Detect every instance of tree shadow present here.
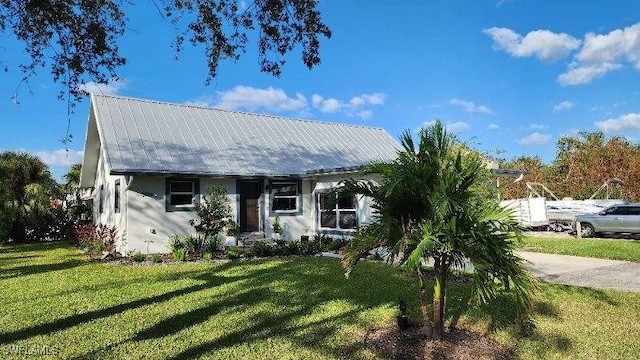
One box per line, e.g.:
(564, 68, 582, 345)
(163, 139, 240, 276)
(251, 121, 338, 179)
(0, 261, 247, 345)
(0, 259, 86, 280)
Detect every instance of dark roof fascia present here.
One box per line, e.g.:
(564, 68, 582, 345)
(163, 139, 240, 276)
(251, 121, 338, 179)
(110, 166, 365, 179)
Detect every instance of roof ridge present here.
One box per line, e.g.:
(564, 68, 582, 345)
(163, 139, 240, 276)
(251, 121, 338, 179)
(92, 93, 387, 131)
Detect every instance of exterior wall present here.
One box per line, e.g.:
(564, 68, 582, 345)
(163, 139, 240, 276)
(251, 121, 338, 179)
(124, 177, 236, 253)
(119, 173, 378, 253)
(93, 150, 125, 251)
(263, 173, 378, 241)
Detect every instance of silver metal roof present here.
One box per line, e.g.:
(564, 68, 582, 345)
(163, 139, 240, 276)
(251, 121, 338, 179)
(89, 94, 399, 178)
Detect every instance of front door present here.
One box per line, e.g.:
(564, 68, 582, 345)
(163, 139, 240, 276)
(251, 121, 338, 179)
(238, 181, 261, 233)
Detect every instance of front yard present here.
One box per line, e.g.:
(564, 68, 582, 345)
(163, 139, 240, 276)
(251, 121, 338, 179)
(1, 242, 639, 359)
(522, 235, 640, 262)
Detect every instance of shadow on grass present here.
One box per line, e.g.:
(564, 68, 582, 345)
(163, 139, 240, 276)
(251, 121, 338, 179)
(0, 259, 87, 280)
(0, 261, 246, 345)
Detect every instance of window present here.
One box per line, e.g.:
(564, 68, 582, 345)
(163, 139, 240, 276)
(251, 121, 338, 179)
(99, 185, 104, 213)
(166, 178, 199, 211)
(271, 182, 300, 213)
(114, 180, 121, 213)
(317, 192, 357, 230)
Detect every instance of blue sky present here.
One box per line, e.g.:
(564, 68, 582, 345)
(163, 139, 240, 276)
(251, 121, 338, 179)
(3, 0, 640, 180)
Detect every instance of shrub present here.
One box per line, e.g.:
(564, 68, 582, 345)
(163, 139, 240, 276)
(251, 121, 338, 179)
(73, 223, 118, 256)
(250, 241, 273, 257)
(205, 235, 222, 254)
(149, 253, 162, 263)
(202, 252, 213, 261)
(299, 239, 321, 255)
(226, 248, 241, 260)
(132, 252, 146, 262)
(172, 248, 187, 262)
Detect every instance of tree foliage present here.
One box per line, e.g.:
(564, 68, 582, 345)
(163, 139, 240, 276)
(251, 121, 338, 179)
(498, 131, 640, 201)
(341, 121, 536, 340)
(0, 151, 60, 242)
(189, 184, 233, 240)
(1, 0, 331, 104)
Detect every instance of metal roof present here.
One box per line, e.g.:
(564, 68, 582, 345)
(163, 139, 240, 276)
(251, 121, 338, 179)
(89, 94, 400, 178)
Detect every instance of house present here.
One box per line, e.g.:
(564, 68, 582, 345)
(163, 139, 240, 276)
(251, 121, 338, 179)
(79, 94, 399, 253)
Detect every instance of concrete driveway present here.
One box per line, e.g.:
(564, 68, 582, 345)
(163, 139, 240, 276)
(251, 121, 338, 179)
(517, 251, 640, 293)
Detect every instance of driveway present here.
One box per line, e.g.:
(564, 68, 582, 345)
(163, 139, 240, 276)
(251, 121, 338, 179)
(517, 251, 640, 293)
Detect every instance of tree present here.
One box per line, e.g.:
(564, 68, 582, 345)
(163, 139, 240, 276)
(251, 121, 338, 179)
(190, 184, 233, 240)
(1, 0, 331, 104)
(0, 151, 59, 242)
(340, 121, 536, 340)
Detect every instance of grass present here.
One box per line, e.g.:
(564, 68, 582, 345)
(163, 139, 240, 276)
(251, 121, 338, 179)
(521, 236, 640, 262)
(1, 242, 639, 359)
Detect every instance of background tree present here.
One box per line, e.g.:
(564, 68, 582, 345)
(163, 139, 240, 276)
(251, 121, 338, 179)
(341, 121, 536, 340)
(0, 0, 331, 105)
(498, 156, 548, 199)
(0, 151, 59, 242)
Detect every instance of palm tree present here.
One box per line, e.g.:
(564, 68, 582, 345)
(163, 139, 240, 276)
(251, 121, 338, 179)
(340, 120, 536, 340)
(0, 152, 58, 242)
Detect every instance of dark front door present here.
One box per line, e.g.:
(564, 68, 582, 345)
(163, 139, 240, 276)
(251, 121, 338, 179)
(238, 181, 261, 233)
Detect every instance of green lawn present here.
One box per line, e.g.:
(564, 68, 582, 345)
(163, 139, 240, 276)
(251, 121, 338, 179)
(521, 236, 640, 262)
(1, 242, 639, 359)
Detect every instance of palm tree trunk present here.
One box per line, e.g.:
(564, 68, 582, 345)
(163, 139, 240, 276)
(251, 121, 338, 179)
(417, 267, 433, 339)
(433, 261, 447, 339)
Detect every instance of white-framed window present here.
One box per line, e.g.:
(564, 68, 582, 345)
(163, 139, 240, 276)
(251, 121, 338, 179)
(317, 192, 357, 230)
(271, 181, 300, 214)
(166, 178, 199, 211)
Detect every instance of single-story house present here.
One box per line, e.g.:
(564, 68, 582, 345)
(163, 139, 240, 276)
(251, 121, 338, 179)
(79, 94, 399, 254)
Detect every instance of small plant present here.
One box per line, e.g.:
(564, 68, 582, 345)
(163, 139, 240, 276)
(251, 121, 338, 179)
(168, 234, 187, 253)
(172, 248, 187, 262)
(226, 248, 242, 260)
(226, 220, 239, 236)
(202, 252, 213, 261)
(132, 252, 146, 262)
(205, 235, 222, 254)
(272, 215, 282, 234)
(150, 253, 162, 263)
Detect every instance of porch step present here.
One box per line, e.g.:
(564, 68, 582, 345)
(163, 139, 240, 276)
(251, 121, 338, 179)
(237, 232, 269, 246)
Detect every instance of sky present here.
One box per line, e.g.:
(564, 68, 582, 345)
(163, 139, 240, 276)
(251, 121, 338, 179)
(2, 0, 640, 181)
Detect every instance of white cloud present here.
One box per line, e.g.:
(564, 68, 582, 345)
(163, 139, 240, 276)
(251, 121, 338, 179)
(553, 101, 574, 112)
(488, 123, 500, 130)
(77, 79, 128, 95)
(186, 86, 386, 118)
(449, 98, 493, 115)
(311, 92, 386, 118)
(35, 149, 83, 167)
(557, 62, 621, 85)
(529, 123, 547, 130)
(595, 113, 640, 132)
(519, 132, 551, 146)
(484, 27, 580, 61)
(558, 22, 640, 85)
(193, 86, 307, 112)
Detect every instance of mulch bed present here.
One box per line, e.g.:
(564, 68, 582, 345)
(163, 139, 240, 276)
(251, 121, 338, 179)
(365, 325, 514, 360)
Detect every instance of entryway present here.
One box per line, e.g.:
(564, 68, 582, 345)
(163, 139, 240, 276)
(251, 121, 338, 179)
(238, 180, 261, 233)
